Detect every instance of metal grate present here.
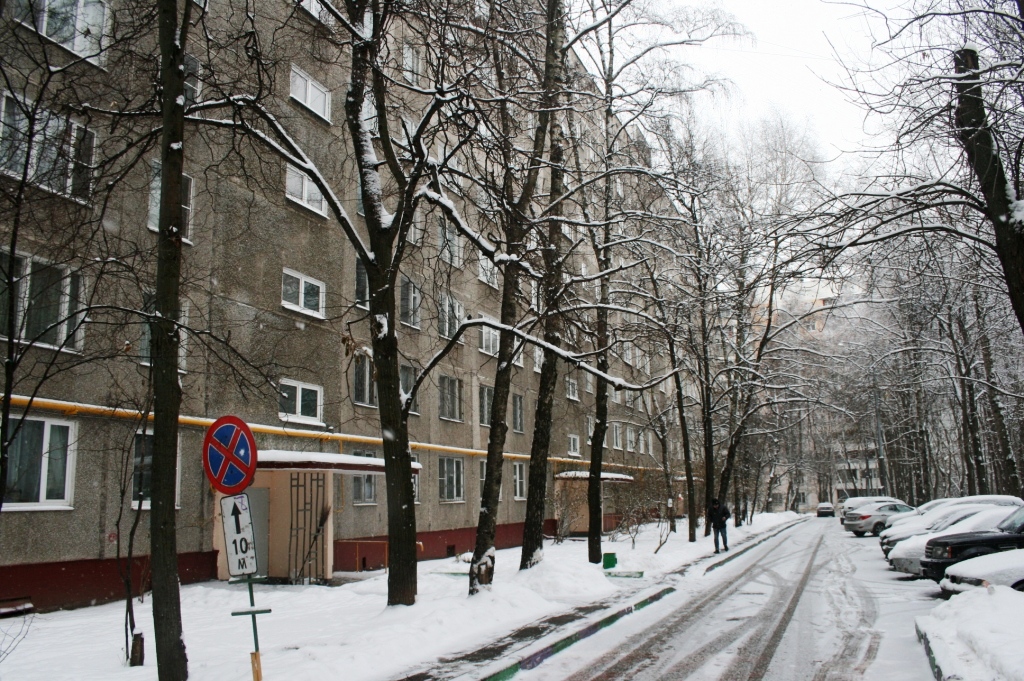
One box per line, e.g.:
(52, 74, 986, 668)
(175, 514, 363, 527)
(288, 472, 328, 584)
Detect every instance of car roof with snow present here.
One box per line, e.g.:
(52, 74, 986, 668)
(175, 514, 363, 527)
(944, 548, 1024, 583)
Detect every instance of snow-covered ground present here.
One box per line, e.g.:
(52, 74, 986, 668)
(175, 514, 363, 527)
(916, 585, 1024, 681)
(0, 513, 798, 681)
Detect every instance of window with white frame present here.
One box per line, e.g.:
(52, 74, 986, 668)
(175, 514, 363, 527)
(565, 376, 579, 401)
(183, 53, 201, 108)
(402, 41, 423, 86)
(147, 161, 194, 240)
(12, 0, 106, 56)
(290, 65, 331, 121)
(638, 428, 646, 454)
(138, 292, 190, 371)
(281, 268, 325, 317)
(279, 378, 324, 424)
(479, 459, 502, 501)
(352, 450, 376, 504)
(438, 374, 463, 421)
(479, 322, 499, 356)
(439, 456, 464, 501)
(612, 387, 621, 403)
(567, 434, 580, 458)
(612, 423, 622, 449)
(586, 415, 595, 445)
(533, 345, 543, 373)
(298, 0, 328, 21)
(478, 253, 498, 288)
(438, 294, 464, 340)
(3, 416, 74, 507)
(399, 275, 421, 327)
(411, 453, 420, 502)
(399, 364, 419, 414)
(0, 252, 84, 350)
(353, 355, 377, 407)
(626, 426, 636, 452)
(479, 385, 494, 426)
(512, 393, 524, 433)
(438, 216, 463, 265)
(513, 461, 526, 499)
(354, 258, 369, 309)
(585, 371, 593, 393)
(512, 343, 524, 367)
(131, 430, 181, 509)
(285, 164, 325, 214)
(1, 94, 95, 199)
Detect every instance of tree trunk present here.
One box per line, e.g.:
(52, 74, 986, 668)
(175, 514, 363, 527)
(975, 294, 1020, 495)
(151, 1, 192, 677)
(672, 369, 698, 542)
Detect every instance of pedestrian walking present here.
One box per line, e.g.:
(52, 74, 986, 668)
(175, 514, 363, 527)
(710, 499, 730, 553)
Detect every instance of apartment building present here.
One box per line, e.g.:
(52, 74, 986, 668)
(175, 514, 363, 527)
(0, 0, 680, 611)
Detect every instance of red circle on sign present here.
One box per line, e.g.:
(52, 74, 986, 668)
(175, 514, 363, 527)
(202, 415, 258, 495)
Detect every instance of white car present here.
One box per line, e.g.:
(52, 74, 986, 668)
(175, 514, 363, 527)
(885, 498, 951, 528)
(879, 496, 1024, 556)
(940, 548, 1024, 595)
(839, 496, 900, 526)
(889, 507, 1016, 575)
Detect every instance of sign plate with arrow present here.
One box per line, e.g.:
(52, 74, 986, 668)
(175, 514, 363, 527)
(220, 493, 258, 577)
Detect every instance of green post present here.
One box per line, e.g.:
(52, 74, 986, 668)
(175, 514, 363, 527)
(248, 576, 260, 653)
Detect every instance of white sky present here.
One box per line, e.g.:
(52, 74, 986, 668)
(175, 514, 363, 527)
(681, 0, 886, 157)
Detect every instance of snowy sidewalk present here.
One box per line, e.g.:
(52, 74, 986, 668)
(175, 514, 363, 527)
(0, 513, 800, 681)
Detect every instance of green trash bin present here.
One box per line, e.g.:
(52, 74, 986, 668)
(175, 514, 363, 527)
(602, 552, 617, 569)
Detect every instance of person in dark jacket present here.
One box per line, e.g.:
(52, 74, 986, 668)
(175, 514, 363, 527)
(710, 499, 730, 553)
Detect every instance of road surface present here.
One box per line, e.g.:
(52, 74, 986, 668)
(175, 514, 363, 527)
(517, 518, 939, 681)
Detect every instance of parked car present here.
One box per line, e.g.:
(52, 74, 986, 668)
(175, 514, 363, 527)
(845, 501, 914, 536)
(940, 548, 1024, 595)
(879, 496, 1024, 557)
(839, 496, 900, 526)
(921, 504, 1024, 581)
(889, 507, 1016, 576)
(817, 502, 835, 517)
(885, 498, 951, 528)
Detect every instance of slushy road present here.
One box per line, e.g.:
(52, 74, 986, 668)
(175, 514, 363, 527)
(518, 518, 939, 681)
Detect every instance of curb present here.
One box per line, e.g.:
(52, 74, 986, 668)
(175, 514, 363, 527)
(916, 621, 955, 681)
(702, 517, 809, 574)
(478, 586, 676, 681)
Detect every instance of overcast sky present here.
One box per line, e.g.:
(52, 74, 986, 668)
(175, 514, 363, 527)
(682, 0, 886, 157)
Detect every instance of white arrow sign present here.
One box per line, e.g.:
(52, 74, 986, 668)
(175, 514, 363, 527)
(221, 493, 258, 577)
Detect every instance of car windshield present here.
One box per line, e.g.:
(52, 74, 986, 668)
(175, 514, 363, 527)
(933, 509, 979, 531)
(996, 505, 1024, 533)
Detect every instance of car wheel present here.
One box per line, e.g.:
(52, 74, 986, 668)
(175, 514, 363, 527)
(872, 523, 885, 536)
(853, 531, 866, 537)
(1012, 580, 1024, 592)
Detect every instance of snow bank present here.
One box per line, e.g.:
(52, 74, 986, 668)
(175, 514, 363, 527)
(916, 585, 1024, 681)
(1, 512, 800, 681)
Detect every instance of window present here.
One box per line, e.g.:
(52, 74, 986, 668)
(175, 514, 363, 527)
(138, 295, 189, 371)
(612, 423, 622, 450)
(586, 415, 595, 445)
(355, 259, 369, 309)
(626, 426, 636, 452)
(353, 355, 377, 407)
(647, 432, 654, 455)
(622, 342, 633, 366)
(567, 434, 580, 458)
(1, 94, 95, 199)
(400, 364, 419, 414)
(411, 453, 420, 502)
(402, 41, 423, 86)
(585, 372, 593, 393)
(612, 387, 621, 404)
(1, 253, 84, 350)
(438, 294, 464, 340)
(298, 0, 328, 21)
(399, 275, 421, 327)
(183, 53, 201, 108)
(290, 65, 331, 121)
(3, 417, 74, 507)
(147, 161, 194, 240)
(12, 0, 106, 56)
(479, 385, 494, 426)
(480, 322, 499, 356)
(512, 344, 524, 367)
(131, 431, 181, 509)
(638, 429, 645, 454)
(281, 268, 325, 317)
(513, 461, 526, 499)
(533, 345, 543, 373)
(439, 456, 464, 501)
(478, 253, 498, 288)
(438, 216, 463, 265)
(439, 375, 463, 421)
(285, 164, 325, 214)
(565, 376, 579, 401)
(352, 451, 376, 504)
(479, 459, 502, 501)
(279, 378, 324, 424)
(512, 394, 524, 433)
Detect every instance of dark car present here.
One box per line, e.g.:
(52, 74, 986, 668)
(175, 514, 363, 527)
(921, 504, 1024, 581)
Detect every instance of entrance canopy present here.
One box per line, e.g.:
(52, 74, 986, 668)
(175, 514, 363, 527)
(554, 471, 634, 483)
(258, 450, 422, 475)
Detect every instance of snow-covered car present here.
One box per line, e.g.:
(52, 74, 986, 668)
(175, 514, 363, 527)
(921, 504, 1024, 581)
(940, 548, 1024, 595)
(879, 496, 1024, 557)
(889, 507, 1016, 576)
(839, 496, 900, 526)
(844, 501, 914, 536)
(816, 502, 835, 517)
(885, 498, 951, 528)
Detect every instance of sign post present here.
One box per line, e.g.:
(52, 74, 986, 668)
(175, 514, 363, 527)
(204, 416, 268, 681)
